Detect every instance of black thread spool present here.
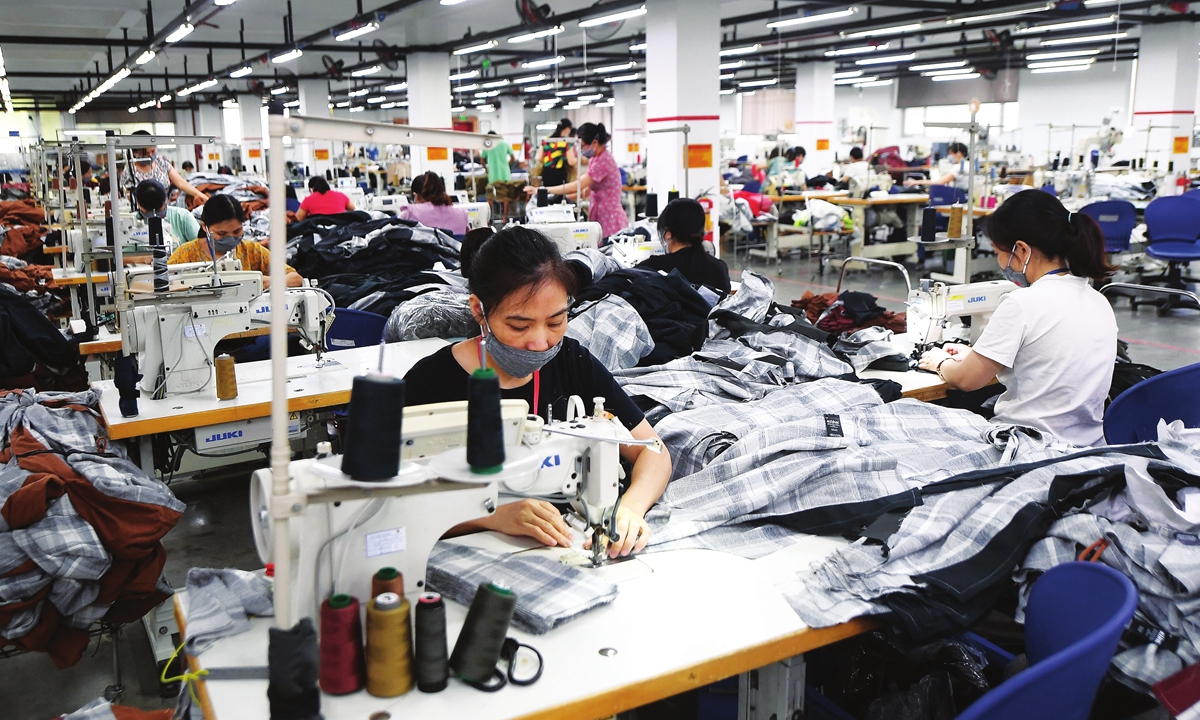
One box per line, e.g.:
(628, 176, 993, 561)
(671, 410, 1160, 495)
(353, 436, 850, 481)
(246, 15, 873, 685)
(147, 214, 169, 293)
(341, 373, 405, 481)
(667, 189, 680, 203)
(449, 581, 517, 684)
(921, 206, 938, 243)
(466, 368, 505, 474)
(267, 617, 322, 720)
(537, 186, 549, 207)
(415, 592, 449, 693)
(644, 192, 658, 218)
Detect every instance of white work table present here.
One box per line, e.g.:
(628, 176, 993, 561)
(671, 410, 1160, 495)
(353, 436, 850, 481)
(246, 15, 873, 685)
(176, 532, 876, 720)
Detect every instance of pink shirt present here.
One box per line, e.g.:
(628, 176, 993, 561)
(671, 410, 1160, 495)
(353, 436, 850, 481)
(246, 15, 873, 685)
(399, 202, 470, 236)
(584, 149, 626, 238)
(299, 190, 352, 216)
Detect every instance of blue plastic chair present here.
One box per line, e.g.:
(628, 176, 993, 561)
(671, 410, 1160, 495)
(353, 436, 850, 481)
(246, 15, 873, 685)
(956, 562, 1137, 720)
(1079, 200, 1137, 253)
(1040, 183, 1058, 197)
(325, 308, 388, 350)
(928, 185, 966, 206)
(1182, 187, 1200, 201)
(1134, 196, 1200, 313)
(1104, 361, 1200, 444)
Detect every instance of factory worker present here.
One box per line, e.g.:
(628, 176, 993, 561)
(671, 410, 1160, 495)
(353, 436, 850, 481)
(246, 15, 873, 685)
(123, 130, 209, 204)
(524, 122, 627, 238)
(904, 141, 970, 192)
(134, 180, 200, 247)
(295, 176, 355, 220)
(404, 225, 672, 557)
(398, 171, 469, 236)
(918, 190, 1117, 446)
(637, 198, 730, 294)
(168, 195, 303, 289)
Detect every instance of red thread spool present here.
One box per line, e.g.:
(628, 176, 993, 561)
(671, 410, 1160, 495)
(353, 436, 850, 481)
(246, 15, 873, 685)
(319, 594, 366, 695)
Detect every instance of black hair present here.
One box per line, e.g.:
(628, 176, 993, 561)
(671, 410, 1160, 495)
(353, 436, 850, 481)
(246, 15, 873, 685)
(308, 176, 331, 194)
(657, 198, 706, 248)
(459, 226, 495, 280)
(794, 146, 806, 157)
(786, 146, 806, 162)
(554, 119, 573, 137)
(487, 130, 499, 136)
(131, 129, 151, 136)
(201, 194, 245, 227)
(468, 225, 579, 313)
(134, 179, 167, 212)
(948, 142, 969, 158)
(218, 165, 234, 175)
(849, 146, 864, 161)
(577, 122, 610, 146)
(285, 185, 297, 200)
(768, 148, 781, 159)
(416, 171, 453, 206)
(988, 189, 1114, 282)
(181, 161, 195, 171)
(410, 174, 425, 197)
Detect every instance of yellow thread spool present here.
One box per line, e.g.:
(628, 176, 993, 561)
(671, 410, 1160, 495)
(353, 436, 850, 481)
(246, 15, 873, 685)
(215, 354, 238, 400)
(365, 592, 414, 697)
(947, 204, 963, 239)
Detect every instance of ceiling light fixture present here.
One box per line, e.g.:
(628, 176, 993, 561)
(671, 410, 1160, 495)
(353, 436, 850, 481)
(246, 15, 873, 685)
(164, 23, 195, 43)
(159, 93, 171, 102)
(449, 70, 478, 81)
(720, 44, 761, 57)
(825, 43, 890, 57)
(948, 4, 1052, 24)
(1039, 32, 1126, 46)
(384, 82, 407, 91)
(1025, 48, 1101, 60)
(177, 77, 218, 97)
(269, 85, 290, 95)
(1031, 64, 1093, 73)
(522, 55, 565, 68)
(738, 77, 778, 87)
(1016, 14, 1116, 33)
(921, 68, 975, 76)
(854, 79, 894, 87)
(335, 21, 380, 42)
(526, 83, 555, 91)
(579, 5, 646, 27)
(283, 99, 299, 107)
(352, 65, 381, 77)
(349, 106, 365, 112)
(555, 89, 580, 96)
(230, 66, 253, 78)
(509, 25, 564, 43)
(481, 78, 510, 88)
(513, 74, 546, 84)
(454, 39, 498, 55)
(767, 7, 857, 29)
(909, 60, 967, 71)
(843, 23, 922, 39)
(128, 106, 138, 114)
(474, 90, 500, 97)
(453, 83, 479, 92)
(367, 95, 387, 103)
(1027, 58, 1095, 69)
(335, 101, 350, 107)
(348, 88, 369, 97)
(605, 73, 640, 83)
(931, 72, 981, 81)
(629, 41, 647, 51)
(856, 52, 917, 65)
(719, 73, 734, 80)
(271, 48, 303, 63)
(451, 105, 466, 112)
(594, 61, 635, 74)
(835, 74, 876, 85)
(719, 60, 745, 70)
(719, 88, 735, 95)
(832, 70, 863, 79)
(135, 50, 156, 65)
(578, 93, 604, 101)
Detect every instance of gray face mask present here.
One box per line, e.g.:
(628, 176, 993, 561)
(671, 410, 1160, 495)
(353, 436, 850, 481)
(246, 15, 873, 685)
(581, 145, 596, 159)
(481, 317, 563, 378)
(207, 232, 242, 256)
(1001, 250, 1030, 288)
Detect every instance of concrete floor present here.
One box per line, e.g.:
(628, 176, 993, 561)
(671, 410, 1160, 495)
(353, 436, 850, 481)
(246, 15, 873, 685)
(4, 251, 1196, 719)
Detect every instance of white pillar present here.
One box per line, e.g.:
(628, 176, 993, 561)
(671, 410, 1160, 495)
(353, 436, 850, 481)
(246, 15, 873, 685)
(499, 96, 526, 162)
(1132, 22, 1200, 179)
(407, 52, 454, 181)
(612, 82, 644, 166)
(238, 93, 264, 175)
(298, 79, 333, 179)
(795, 62, 836, 176)
(645, 0, 720, 222)
(196, 104, 224, 172)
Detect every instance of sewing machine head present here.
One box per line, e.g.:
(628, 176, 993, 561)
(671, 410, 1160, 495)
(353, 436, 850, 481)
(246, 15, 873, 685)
(907, 279, 1018, 350)
(518, 221, 603, 255)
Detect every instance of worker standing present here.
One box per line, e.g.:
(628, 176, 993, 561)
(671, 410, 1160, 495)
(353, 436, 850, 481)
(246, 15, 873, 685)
(524, 123, 626, 238)
(123, 130, 209, 204)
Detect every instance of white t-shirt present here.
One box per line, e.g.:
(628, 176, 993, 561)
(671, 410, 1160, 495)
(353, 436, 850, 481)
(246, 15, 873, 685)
(972, 273, 1117, 446)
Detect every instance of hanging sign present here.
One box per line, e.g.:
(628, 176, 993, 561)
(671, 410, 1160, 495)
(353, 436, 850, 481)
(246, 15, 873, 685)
(427, 147, 449, 161)
(685, 144, 713, 168)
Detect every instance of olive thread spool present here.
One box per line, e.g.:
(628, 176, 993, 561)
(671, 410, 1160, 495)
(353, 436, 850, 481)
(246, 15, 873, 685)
(365, 592, 414, 697)
(415, 592, 449, 693)
(215, 354, 238, 400)
(947, 204, 964, 239)
(341, 373, 405, 481)
(371, 567, 404, 599)
(466, 368, 505, 474)
(318, 594, 366, 695)
(449, 581, 517, 685)
(920, 207, 938, 244)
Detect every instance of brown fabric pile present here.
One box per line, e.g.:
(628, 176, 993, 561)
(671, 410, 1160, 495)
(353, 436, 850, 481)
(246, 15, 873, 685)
(0, 200, 48, 258)
(0, 261, 53, 293)
(489, 180, 527, 202)
(792, 290, 907, 334)
(185, 183, 270, 217)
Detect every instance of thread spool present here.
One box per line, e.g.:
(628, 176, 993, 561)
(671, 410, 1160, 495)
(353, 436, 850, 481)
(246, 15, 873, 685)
(947, 204, 963, 239)
(449, 581, 517, 685)
(341, 373, 405, 481)
(466, 368, 505, 474)
(537, 186, 549, 207)
(268, 617, 321, 720)
(415, 593, 449, 693)
(147, 215, 169, 293)
(371, 567, 404, 598)
(920, 207, 937, 244)
(318, 594, 366, 695)
(667, 189, 680, 203)
(215, 354, 238, 400)
(365, 592, 414, 697)
(644, 192, 658, 218)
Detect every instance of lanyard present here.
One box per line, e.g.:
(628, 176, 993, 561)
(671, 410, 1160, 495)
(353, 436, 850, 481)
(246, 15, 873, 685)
(1045, 268, 1070, 276)
(532, 369, 540, 420)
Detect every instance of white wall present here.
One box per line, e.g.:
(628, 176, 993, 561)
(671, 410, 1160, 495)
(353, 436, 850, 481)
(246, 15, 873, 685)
(833, 83, 901, 162)
(1017, 60, 1136, 166)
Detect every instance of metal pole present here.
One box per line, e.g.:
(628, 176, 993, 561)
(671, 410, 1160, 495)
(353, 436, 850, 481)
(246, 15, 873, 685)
(966, 109, 976, 243)
(72, 145, 97, 326)
(109, 133, 132, 356)
(683, 127, 690, 198)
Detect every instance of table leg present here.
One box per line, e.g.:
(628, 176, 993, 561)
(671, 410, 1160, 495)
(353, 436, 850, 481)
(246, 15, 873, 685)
(738, 653, 805, 720)
(138, 435, 155, 479)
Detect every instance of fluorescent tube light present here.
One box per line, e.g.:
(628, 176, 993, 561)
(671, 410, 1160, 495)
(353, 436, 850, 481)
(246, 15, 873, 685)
(513, 74, 546, 84)
(605, 73, 640, 83)
(1039, 32, 1126, 46)
(594, 61, 635, 74)
(1027, 59, 1095, 69)
(135, 50, 156, 65)
(629, 42, 647, 51)
(719, 60, 745, 70)
(854, 79, 894, 88)
(269, 85, 290, 95)
(271, 48, 303, 63)
(454, 40, 498, 55)
(509, 25, 564, 43)
(835, 75, 876, 84)
(348, 88, 369, 97)
(230, 66, 253, 78)
(949, 4, 1052, 24)
(335, 22, 380, 42)
(352, 65, 381, 77)
(825, 43, 890, 57)
(843, 23, 922, 39)
(767, 7, 857, 29)
(165, 23, 194, 43)
(481, 78, 510, 88)
(738, 77, 778, 88)
(1016, 15, 1116, 33)
(522, 56, 565, 68)
(931, 72, 981, 81)
(720, 44, 761, 57)
(833, 70, 864, 79)
(1026, 49, 1101, 60)
(1031, 65, 1092, 73)
(384, 82, 407, 91)
(579, 5, 646, 28)
(856, 53, 916, 65)
(909, 60, 967, 71)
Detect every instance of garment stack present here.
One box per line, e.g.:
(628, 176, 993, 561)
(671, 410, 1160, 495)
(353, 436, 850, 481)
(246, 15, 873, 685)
(182, 172, 271, 217)
(0, 287, 87, 392)
(792, 289, 907, 334)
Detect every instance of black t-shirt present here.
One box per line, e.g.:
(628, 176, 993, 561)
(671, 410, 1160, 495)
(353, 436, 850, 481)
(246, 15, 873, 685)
(403, 337, 645, 430)
(637, 245, 731, 294)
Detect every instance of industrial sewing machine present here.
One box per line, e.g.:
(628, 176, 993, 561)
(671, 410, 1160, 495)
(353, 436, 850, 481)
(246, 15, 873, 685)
(906, 279, 1018, 351)
(123, 262, 334, 398)
(252, 394, 659, 622)
(518, 221, 603, 255)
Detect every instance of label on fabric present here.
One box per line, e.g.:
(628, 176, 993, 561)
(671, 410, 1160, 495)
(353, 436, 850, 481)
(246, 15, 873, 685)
(1125, 617, 1180, 651)
(365, 527, 406, 558)
(1176, 533, 1200, 546)
(824, 414, 844, 437)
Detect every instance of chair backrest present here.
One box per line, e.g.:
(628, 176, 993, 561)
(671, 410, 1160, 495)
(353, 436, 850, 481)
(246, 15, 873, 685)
(1079, 200, 1137, 253)
(1144, 195, 1200, 245)
(1040, 183, 1058, 197)
(1104, 361, 1200, 444)
(956, 563, 1137, 720)
(325, 308, 388, 350)
(1183, 187, 1200, 201)
(928, 185, 966, 206)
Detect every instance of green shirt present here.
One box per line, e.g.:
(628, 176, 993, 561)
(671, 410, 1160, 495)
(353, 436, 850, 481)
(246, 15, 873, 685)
(165, 205, 201, 243)
(484, 143, 513, 183)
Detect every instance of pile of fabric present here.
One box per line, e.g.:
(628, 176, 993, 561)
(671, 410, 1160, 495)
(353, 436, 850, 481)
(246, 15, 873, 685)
(0, 199, 48, 259)
(183, 172, 269, 216)
(0, 388, 184, 667)
(792, 289, 907, 334)
(0, 287, 87, 392)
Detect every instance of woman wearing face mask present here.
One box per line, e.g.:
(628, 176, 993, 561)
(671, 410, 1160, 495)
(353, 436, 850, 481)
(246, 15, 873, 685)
(917, 190, 1117, 446)
(403, 226, 672, 557)
(904, 142, 970, 193)
(168, 195, 303, 289)
(636, 198, 730, 294)
(123, 130, 209, 204)
(523, 122, 627, 238)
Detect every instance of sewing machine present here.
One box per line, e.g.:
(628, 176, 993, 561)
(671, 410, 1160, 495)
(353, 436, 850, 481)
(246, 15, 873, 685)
(459, 201, 491, 230)
(369, 194, 409, 214)
(519, 221, 603, 255)
(526, 203, 578, 224)
(906, 279, 1017, 350)
(252, 394, 658, 622)
(336, 176, 367, 210)
(123, 264, 334, 397)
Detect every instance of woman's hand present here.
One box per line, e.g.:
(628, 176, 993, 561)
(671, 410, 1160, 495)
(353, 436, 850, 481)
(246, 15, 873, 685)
(903, 178, 918, 187)
(918, 347, 952, 373)
(584, 506, 650, 558)
(487, 499, 573, 547)
(523, 185, 537, 197)
(941, 343, 972, 358)
(196, 192, 210, 203)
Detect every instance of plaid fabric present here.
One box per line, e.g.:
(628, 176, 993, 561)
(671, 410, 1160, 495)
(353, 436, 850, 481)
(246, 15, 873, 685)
(709, 270, 773, 339)
(833, 327, 905, 373)
(184, 567, 274, 655)
(566, 248, 623, 283)
(567, 294, 653, 370)
(427, 542, 618, 635)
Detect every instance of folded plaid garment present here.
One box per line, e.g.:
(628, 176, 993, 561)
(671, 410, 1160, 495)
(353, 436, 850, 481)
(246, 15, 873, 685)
(184, 568, 274, 655)
(567, 294, 653, 371)
(427, 542, 618, 635)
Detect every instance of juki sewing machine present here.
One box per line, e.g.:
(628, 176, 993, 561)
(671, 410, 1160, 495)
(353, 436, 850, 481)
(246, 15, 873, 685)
(252, 394, 660, 623)
(123, 261, 334, 397)
(518, 221, 603, 255)
(906, 279, 1017, 351)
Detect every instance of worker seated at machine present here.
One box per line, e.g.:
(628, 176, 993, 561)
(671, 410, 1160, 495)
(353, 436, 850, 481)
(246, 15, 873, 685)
(917, 190, 1117, 447)
(295, 176, 355, 220)
(399, 171, 470, 236)
(904, 141, 970, 192)
(169, 194, 303, 288)
(636, 198, 730, 294)
(402, 225, 671, 558)
(134, 179, 201, 247)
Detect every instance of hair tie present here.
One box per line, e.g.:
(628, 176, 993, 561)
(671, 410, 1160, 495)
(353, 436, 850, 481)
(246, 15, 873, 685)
(1067, 211, 1074, 223)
